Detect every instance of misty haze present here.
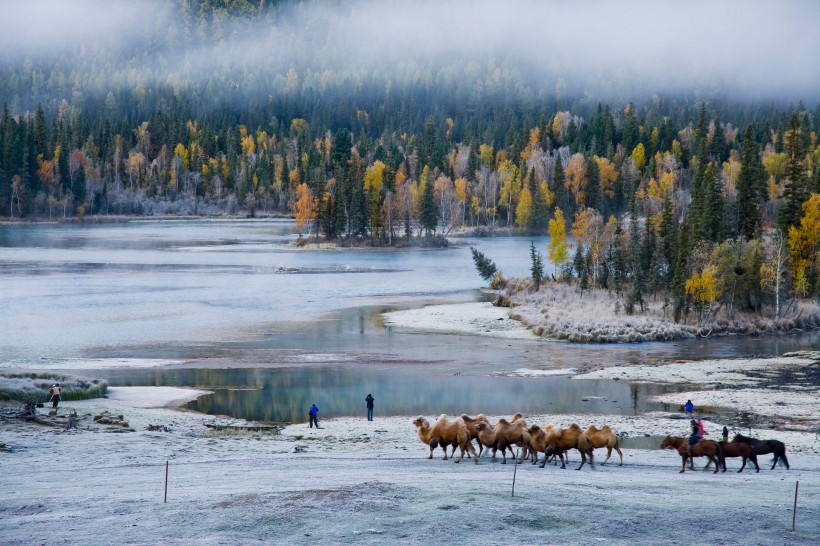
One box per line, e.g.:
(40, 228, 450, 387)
(1, 1, 819, 545)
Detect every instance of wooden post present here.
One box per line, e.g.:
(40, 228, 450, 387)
(792, 481, 799, 531)
(164, 461, 169, 503)
(511, 449, 519, 497)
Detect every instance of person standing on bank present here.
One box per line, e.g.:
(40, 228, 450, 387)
(49, 383, 62, 410)
(309, 403, 319, 428)
(365, 394, 374, 421)
(684, 400, 693, 416)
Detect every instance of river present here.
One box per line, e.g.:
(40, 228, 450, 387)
(1, 219, 816, 424)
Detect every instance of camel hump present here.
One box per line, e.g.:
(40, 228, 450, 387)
(586, 425, 599, 433)
(567, 423, 582, 432)
(512, 412, 524, 421)
(436, 414, 449, 422)
(498, 418, 511, 426)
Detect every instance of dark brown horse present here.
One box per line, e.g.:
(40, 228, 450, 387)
(732, 434, 789, 469)
(660, 436, 723, 474)
(711, 441, 760, 473)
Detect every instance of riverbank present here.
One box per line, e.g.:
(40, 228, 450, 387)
(1, 387, 818, 545)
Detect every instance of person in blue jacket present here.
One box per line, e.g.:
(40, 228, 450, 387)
(309, 403, 319, 428)
(684, 400, 694, 416)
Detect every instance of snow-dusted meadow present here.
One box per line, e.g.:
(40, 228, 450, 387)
(1, 386, 818, 546)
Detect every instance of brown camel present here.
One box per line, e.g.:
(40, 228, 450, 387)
(584, 425, 623, 466)
(460, 414, 490, 457)
(543, 424, 595, 470)
(474, 421, 520, 464)
(412, 415, 477, 464)
(524, 424, 566, 468)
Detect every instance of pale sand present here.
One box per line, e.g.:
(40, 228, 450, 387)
(382, 301, 538, 339)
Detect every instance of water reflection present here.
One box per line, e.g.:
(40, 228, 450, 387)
(106, 366, 670, 423)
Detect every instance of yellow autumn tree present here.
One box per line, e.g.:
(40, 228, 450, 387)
(595, 156, 618, 198)
(630, 143, 646, 172)
(547, 207, 569, 275)
(787, 194, 820, 296)
(516, 187, 532, 227)
(293, 183, 317, 235)
(565, 153, 586, 207)
(685, 265, 721, 323)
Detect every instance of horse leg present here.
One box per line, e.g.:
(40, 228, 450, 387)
(711, 455, 720, 474)
(770, 454, 777, 470)
(679, 454, 686, 473)
(751, 453, 760, 473)
(737, 456, 746, 473)
(781, 450, 790, 470)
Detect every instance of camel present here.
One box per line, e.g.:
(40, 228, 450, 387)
(412, 415, 477, 464)
(584, 425, 623, 466)
(524, 425, 565, 468)
(543, 424, 595, 470)
(474, 420, 521, 464)
(460, 414, 490, 457)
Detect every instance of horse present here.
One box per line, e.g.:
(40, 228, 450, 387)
(660, 436, 723, 474)
(708, 441, 760, 473)
(732, 434, 789, 470)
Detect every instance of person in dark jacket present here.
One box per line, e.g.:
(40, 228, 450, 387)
(309, 404, 319, 428)
(722, 426, 729, 442)
(365, 394, 374, 421)
(687, 419, 699, 457)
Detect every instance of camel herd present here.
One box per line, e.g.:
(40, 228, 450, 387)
(412, 414, 792, 474)
(412, 413, 623, 470)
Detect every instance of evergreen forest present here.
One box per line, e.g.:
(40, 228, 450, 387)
(1, 0, 819, 321)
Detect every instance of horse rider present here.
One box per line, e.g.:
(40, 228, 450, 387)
(687, 419, 699, 457)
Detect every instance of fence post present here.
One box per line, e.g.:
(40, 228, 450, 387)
(511, 449, 519, 497)
(792, 481, 799, 531)
(164, 461, 169, 503)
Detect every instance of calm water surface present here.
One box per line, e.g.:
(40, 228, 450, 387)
(2, 220, 816, 423)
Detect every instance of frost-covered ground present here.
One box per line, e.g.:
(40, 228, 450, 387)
(382, 302, 538, 339)
(575, 353, 820, 431)
(1, 387, 819, 546)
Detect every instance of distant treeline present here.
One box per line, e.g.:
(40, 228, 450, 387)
(0, 0, 818, 319)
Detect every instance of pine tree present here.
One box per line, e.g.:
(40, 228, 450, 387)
(777, 113, 809, 232)
(420, 173, 438, 235)
(708, 116, 726, 163)
(658, 193, 677, 283)
(736, 124, 765, 239)
(530, 241, 544, 291)
(471, 247, 497, 282)
(694, 103, 708, 156)
(672, 219, 692, 322)
(702, 162, 724, 242)
(585, 156, 600, 210)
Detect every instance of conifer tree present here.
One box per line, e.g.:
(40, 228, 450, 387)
(470, 247, 498, 282)
(658, 193, 677, 283)
(530, 241, 544, 291)
(736, 124, 765, 239)
(777, 113, 809, 232)
(585, 156, 600, 210)
(420, 173, 438, 235)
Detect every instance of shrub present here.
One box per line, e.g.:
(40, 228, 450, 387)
(0, 373, 108, 402)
